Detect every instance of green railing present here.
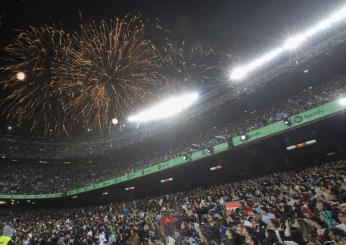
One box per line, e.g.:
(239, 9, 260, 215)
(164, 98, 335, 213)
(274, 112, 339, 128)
(67, 156, 188, 195)
(232, 100, 341, 145)
(0, 99, 344, 200)
(0, 193, 63, 200)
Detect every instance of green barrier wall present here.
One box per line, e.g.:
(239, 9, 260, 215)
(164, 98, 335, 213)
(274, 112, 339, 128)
(66, 156, 188, 196)
(1, 99, 344, 200)
(232, 100, 342, 145)
(233, 121, 285, 146)
(213, 142, 229, 153)
(191, 149, 209, 161)
(0, 193, 63, 200)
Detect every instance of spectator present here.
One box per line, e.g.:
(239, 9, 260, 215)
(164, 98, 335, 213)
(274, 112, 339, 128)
(0, 225, 14, 245)
(336, 210, 346, 233)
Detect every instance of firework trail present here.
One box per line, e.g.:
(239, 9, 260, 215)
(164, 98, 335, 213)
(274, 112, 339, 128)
(59, 15, 163, 132)
(143, 17, 224, 92)
(0, 26, 74, 136)
(161, 40, 221, 91)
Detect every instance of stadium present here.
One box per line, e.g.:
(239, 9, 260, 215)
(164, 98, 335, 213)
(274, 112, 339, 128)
(0, 0, 346, 244)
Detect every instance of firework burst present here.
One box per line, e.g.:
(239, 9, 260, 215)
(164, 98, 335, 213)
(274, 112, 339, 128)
(0, 26, 74, 136)
(160, 40, 222, 91)
(0, 15, 225, 136)
(59, 15, 163, 132)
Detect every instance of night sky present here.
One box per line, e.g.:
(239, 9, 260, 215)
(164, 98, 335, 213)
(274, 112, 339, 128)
(0, 0, 345, 136)
(1, 0, 345, 60)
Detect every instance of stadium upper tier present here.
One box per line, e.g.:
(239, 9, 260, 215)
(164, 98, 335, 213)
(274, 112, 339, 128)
(0, 27, 346, 160)
(0, 77, 345, 195)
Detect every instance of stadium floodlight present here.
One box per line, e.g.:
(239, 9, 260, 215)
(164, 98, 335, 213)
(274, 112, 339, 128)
(283, 34, 307, 50)
(111, 118, 118, 125)
(230, 4, 346, 80)
(230, 67, 247, 80)
(339, 97, 346, 106)
(230, 48, 284, 80)
(128, 92, 199, 123)
(0, 201, 6, 205)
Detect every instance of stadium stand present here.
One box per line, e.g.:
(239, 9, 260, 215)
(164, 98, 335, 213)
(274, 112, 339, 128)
(1, 2, 346, 245)
(0, 77, 345, 195)
(0, 161, 345, 244)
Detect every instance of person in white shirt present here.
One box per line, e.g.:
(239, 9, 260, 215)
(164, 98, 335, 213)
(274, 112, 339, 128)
(261, 207, 275, 225)
(99, 231, 106, 245)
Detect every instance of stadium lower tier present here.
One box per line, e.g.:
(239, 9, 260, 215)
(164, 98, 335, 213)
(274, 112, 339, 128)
(0, 161, 345, 244)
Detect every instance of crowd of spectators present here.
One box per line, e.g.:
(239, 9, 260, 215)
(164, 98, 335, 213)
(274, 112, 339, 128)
(0, 77, 346, 195)
(1, 161, 345, 244)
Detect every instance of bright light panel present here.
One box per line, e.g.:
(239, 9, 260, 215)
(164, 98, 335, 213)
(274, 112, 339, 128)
(230, 48, 283, 80)
(128, 92, 199, 123)
(111, 118, 118, 125)
(230, 4, 346, 80)
(339, 97, 346, 106)
(283, 34, 307, 50)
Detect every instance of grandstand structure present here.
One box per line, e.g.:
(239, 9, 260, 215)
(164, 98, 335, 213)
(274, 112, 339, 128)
(1, 22, 346, 207)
